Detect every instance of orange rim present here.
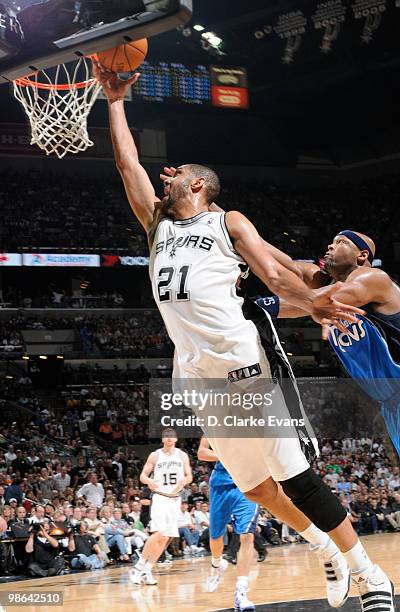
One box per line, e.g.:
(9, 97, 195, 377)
(13, 76, 95, 90)
(13, 55, 98, 90)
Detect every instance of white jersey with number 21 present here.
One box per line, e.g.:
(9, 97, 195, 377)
(150, 211, 267, 379)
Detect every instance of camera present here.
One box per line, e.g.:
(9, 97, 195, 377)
(72, 523, 81, 535)
(30, 522, 42, 534)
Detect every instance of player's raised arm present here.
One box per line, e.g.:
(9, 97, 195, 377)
(225, 211, 363, 330)
(197, 437, 219, 462)
(93, 63, 160, 232)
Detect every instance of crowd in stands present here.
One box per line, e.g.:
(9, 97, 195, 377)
(0, 433, 398, 578)
(2, 288, 128, 310)
(0, 368, 382, 460)
(0, 312, 174, 358)
(0, 169, 399, 266)
(0, 170, 145, 253)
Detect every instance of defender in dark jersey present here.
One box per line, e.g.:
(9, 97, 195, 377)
(255, 230, 400, 456)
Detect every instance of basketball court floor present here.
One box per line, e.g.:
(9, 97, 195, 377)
(0, 534, 398, 612)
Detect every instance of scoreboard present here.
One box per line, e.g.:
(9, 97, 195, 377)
(133, 62, 211, 105)
(128, 61, 249, 109)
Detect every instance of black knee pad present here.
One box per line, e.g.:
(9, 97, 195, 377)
(281, 468, 347, 532)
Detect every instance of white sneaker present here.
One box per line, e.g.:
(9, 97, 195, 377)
(205, 558, 229, 592)
(130, 569, 143, 585)
(321, 550, 351, 608)
(142, 570, 158, 586)
(234, 585, 255, 611)
(354, 564, 395, 612)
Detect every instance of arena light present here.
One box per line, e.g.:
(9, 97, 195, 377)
(6, 375, 13, 379)
(22, 355, 29, 360)
(287, 352, 294, 357)
(201, 31, 223, 48)
(193, 24, 205, 31)
(57, 355, 64, 360)
(39, 355, 48, 360)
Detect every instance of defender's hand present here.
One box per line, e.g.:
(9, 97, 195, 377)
(92, 61, 140, 103)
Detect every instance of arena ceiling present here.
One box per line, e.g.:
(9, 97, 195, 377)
(150, 0, 400, 165)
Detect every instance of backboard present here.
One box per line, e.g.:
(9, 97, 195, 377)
(0, 0, 193, 82)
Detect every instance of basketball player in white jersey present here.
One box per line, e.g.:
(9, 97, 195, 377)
(94, 64, 395, 611)
(131, 428, 192, 585)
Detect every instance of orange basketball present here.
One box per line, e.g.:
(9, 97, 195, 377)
(97, 39, 148, 73)
(0, 517, 7, 534)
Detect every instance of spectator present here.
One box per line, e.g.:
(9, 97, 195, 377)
(178, 501, 200, 553)
(188, 483, 207, 508)
(111, 507, 148, 555)
(83, 506, 110, 556)
(25, 519, 64, 577)
(70, 457, 89, 489)
(38, 469, 56, 501)
(76, 474, 104, 509)
(386, 493, 400, 531)
(5, 478, 23, 505)
(5, 446, 17, 465)
(69, 521, 107, 570)
(99, 506, 130, 561)
(54, 467, 71, 494)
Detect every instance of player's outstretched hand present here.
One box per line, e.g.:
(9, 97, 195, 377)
(312, 283, 365, 340)
(92, 60, 140, 103)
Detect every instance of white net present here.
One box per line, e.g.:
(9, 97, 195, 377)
(13, 57, 102, 159)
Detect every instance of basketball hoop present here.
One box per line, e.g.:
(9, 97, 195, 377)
(13, 57, 102, 159)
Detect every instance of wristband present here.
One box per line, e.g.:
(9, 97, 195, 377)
(254, 295, 280, 320)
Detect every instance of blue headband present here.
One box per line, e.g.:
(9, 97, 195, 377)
(337, 230, 374, 263)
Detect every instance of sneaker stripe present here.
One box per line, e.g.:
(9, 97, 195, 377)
(361, 597, 393, 606)
(361, 602, 392, 611)
(361, 592, 393, 600)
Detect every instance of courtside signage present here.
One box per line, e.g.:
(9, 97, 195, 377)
(22, 254, 100, 267)
(0, 253, 22, 266)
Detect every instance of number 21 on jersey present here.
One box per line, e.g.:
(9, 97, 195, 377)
(157, 265, 191, 302)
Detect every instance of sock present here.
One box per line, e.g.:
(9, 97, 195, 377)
(145, 561, 154, 571)
(237, 576, 249, 588)
(135, 557, 147, 572)
(211, 556, 222, 568)
(299, 524, 339, 558)
(343, 541, 373, 581)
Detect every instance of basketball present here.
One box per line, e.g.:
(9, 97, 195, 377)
(96, 39, 148, 74)
(0, 517, 7, 534)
